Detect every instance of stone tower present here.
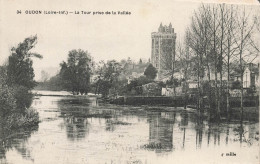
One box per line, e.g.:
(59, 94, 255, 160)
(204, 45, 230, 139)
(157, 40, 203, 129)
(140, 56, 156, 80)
(151, 23, 176, 79)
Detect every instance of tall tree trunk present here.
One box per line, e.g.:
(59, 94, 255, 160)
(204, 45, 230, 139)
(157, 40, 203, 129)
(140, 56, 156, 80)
(206, 62, 212, 112)
(219, 4, 225, 118)
(226, 7, 233, 121)
(184, 70, 188, 109)
(214, 59, 219, 120)
(213, 7, 220, 120)
(197, 52, 201, 114)
(227, 53, 230, 120)
(226, 32, 231, 120)
(240, 64, 244, 123)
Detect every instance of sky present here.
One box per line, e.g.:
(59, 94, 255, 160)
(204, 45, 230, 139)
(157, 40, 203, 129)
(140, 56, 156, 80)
(0, 0, 259, 80)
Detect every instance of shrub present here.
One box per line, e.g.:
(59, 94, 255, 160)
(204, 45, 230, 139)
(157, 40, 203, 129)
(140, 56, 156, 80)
(232, 80, 241, 89)
(0, 84, 16, 117)
(144, 64, 157, 79)
(13, 85, 33, 112)
(4, 109, 39, 129)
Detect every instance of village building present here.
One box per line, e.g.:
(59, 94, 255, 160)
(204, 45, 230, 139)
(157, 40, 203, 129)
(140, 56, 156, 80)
(230, 63, 259, 89)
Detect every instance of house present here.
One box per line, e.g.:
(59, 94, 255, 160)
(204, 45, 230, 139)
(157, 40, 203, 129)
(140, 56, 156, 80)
(161, 87, 182, 96)
(247, 63, 259, 88)
(161, 88, 174, 96)
(230, 63, 259, 88)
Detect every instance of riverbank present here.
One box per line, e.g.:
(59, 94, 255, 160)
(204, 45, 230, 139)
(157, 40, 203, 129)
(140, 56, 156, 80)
(110, 96, 187, 106)
(0, 109, 40, 130)
(0, 87, 40, 131)
(32, 90, 102, 98)
(110, 95, 259, 107)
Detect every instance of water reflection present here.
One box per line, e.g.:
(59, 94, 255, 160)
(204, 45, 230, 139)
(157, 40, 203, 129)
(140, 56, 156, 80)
(147, 112, 174, 152)
(180, 111, 188, 149)
(64, 116, 90, 141)
(0, 125, 38, 163)
(0, 93, 259, 164)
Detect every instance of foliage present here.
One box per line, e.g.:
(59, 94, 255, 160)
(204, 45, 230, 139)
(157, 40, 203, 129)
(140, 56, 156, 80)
(98, 80, 112, 96)
(127, 76, 153, 95)
(0, 35, 41, 129)
(12, 85, 33, 112)
(112, 78, 128, 96)
(3, 109, 39, 129)
(92, 58, 151, 97)
(7, 35, 42, 90)
(183, 4, 258, 117)
(59, 49, 93, 95)
(232, 80, 242, 89)
(142, 82, 162, 96)
(144, 64, 157, 79)
(95, 60, 122, 97)
(166, 78, 179, 87)
(0, 67, 16, 117)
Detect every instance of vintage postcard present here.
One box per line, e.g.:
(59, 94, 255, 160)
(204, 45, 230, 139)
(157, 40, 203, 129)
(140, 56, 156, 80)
(0, 0, 259, 164)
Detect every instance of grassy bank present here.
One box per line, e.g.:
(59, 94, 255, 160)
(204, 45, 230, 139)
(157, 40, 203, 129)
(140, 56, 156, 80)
(1, 109, 40, 130)
(0, 81, 40, 130)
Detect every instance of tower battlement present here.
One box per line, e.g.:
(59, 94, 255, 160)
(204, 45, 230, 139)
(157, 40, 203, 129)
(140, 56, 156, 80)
(158, 23, 175, 34)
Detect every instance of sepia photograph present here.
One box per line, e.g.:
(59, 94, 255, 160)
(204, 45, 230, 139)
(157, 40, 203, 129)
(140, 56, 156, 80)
(0, 0, 259, 163)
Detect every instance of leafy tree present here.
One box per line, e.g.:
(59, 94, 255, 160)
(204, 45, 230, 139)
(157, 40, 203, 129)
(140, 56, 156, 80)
(127, 76, 152, 95)
(5, 35, 42, 110)
(144, 64, 157, 79)
(1, 35, 41, 115)
(7, 35, 42, 89)
(0, 66, 16, 117)
(94, 60, 122, 97)
(59, 49, 93, 95)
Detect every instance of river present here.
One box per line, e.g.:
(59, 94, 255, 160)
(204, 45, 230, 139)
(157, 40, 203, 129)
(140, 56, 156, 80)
(0, 91, 259, 164)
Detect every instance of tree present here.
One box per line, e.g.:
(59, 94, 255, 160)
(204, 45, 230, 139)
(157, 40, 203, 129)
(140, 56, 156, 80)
(59, 49, 93, 95)
(189, 5, 210, 113)
(95, 60, 122, 97)
(6, 35, 42, 110)
(223, 5, 238, 119)
(0, 66, 16, 117)
(232, 6, 257, 122)
(176, 29, 193, 107)
(186, 4, 258, 120)
(144, 64, 157, 79)
(7, 35, 42, 90)
(127, 76, 152, 95)
(139, 58, 143, 64)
